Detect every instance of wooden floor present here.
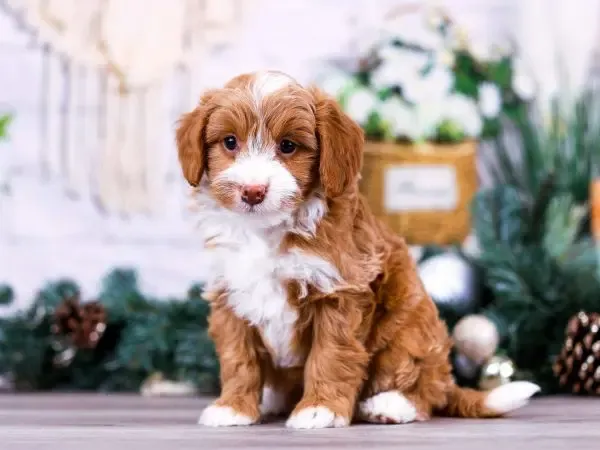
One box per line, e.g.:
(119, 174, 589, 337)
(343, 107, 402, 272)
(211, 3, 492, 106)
(0, 394, 598, 449)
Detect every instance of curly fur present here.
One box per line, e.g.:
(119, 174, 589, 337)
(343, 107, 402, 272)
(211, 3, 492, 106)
(176, 71, 540, 429)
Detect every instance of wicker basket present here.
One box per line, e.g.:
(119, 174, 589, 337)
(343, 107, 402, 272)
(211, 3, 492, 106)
(359, 140, 478, 245)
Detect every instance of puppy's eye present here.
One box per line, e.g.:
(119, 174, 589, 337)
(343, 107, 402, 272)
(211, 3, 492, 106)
(279, 139, 297, 155)
(223, 135, 238, 151)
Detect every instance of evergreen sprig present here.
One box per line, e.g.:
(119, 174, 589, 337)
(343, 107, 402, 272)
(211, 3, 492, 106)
(483, 88, 600, 204)
(473, 89, 600, 392)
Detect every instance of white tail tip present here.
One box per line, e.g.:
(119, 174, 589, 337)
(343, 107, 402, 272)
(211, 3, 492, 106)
(484, 381, 541, 414)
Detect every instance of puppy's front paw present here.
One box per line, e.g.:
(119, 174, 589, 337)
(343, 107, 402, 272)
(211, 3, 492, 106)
(198, 404, 257, 427)
(286, 406, 348, 429)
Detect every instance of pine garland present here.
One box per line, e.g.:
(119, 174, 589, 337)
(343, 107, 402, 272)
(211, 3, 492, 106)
(471, 88, 600, 393)
(470, 186, 600, 392)
(0, 269, 218, 393)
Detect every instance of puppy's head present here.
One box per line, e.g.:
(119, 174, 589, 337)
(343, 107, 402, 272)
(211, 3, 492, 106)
(176, 71, 364, 225)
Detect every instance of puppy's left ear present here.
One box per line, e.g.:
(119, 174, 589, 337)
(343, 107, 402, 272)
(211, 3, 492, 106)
(311, 86, 364, 198)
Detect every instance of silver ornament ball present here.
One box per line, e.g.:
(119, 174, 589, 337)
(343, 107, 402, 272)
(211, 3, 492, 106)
(418, 252, 478, 315)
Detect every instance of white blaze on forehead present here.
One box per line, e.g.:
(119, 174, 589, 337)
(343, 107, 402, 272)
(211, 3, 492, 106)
(247, 132, 267, 155)
(251, 71, 295, 104)
(246, 72, 295, 155)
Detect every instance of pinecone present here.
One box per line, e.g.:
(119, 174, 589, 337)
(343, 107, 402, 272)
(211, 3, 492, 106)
(553, 311, 600, 395)
(53, 295, 107, 349)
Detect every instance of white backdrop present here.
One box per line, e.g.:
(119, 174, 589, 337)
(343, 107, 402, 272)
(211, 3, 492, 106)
(2, 0, 595, 309)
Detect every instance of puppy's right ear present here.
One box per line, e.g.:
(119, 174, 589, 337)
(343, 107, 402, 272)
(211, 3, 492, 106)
(175, 92, 216, 186)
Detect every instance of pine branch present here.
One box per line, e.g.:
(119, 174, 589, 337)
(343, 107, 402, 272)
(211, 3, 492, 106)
(0, 269, 217, 394)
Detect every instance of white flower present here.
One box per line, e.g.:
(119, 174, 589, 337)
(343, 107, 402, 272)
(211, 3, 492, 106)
(414, 100, 446, 140)
(428, 66, 454, 96)
(344, 87, 378, 125)
(318, 69, 354, 98)
(378, 97, 419, 140)
(400, 74, 424, 104)
(403, 66, 453, 105)
(512, 59, 536, 100)
(478, 82, 502, 118)
(371, 59, 405, 90)
(378, 95, 446, 142)
(513, 74, 536, 101)
(371, 46, 429, 90)
(444, 94, 483, 137)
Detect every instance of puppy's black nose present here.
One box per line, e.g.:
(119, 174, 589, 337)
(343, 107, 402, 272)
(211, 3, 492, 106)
(241, 184, 267, 206)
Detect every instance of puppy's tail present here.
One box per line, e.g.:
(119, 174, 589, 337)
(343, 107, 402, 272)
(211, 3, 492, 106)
(441, 381, 540, 418)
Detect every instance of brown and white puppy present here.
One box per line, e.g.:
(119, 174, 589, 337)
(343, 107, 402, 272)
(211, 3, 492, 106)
(176, 71, 539, 429)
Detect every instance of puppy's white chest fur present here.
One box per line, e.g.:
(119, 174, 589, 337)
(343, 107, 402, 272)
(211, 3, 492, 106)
(194, 192, 341, 368)
(217, 230, 298, 367)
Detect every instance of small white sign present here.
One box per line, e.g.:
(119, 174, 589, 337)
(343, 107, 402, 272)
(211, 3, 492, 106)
(384, 165, 458, 212)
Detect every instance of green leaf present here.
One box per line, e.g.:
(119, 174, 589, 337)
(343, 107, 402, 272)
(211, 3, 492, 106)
(435, 119, 465, 143)
(0, 114, 13, 140)
(453, 71, 479, 97)
(364, 112, 387, 141)
(481, 117, 501, 139)
(487, 57, 512, 87)
(0, 285, 13, 306)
